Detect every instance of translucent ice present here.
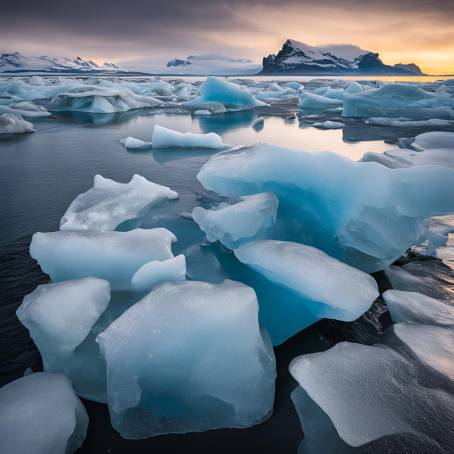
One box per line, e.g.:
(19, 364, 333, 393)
(197, 143, 454, 271)
(60, 174, 178, 232)
(30, 228, 177, 290)
(16, 278, 111, 401)
(0, 113, 35, 134)
(97, 280, 276, 438)
(0, 101, 51, 117)
(234, 240, 378, 344)
(192, 193, 278, 249)
(298, 92, 342, 110)
(0, 372, 88, 454)
(152, 125, 226, 149)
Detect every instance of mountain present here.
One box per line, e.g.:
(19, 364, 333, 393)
(0, 52, 120, 73)
(260, 40, 424, 75)
(164, 54, 261, 75)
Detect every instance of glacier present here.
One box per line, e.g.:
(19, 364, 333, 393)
(97, 280, 276, 438)
(30, 228, 178, 290)
(60, 174, 178, 232)
(192, 193, 279, 249)
(0, 372, 88, 454)
(197, 143, 454, 272)
(234, 240, 378, 344)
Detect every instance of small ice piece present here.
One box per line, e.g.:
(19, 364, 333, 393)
(97, 280, 276, 438)
(235, 240, 378, 344)
(312, 120, 344, 129)
(151, 125, 226, 149)
(120, 136, 152, 149)
(252, 116, 265, 131)
(16, 278, 111, 401)
(183, 76, 266, 113)
(366, 117, 453, 127)
(412, 131, 454, 151)
(0, 372, 88, 454)
(383, 290, 454, 327)
(286, 81, 303, 91)
(298, 92, 342, 109)
(192, 193, 279, 249)
(344, 81, 364, 93)
(60, 174, 178, 232)
(289, 341, 454, 450)
(0, 113, 35, 134)
(198, 143, 454, 272)
(193, 109, 212, 115)
(131, 254, 186, 292)
(30, 228, 177, 290)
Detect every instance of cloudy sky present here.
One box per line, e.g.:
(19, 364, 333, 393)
(1, 0, 453, 73)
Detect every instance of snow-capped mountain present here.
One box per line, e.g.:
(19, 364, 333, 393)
(164, 54, 261, 75)
(261, 40, 424, 75)
(0, 52, 120, 73)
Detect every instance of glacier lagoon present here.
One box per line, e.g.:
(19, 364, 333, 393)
(1, 75, 454, 453)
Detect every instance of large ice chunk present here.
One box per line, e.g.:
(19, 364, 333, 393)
(298, 92, 342, 110)
(343, 83, 454, 119)
(152, 125, 226, 149)
(234, 240, 378, 344)
(97, 280, 276, 438)
(197, 143, 454, 271)
(60, 174, 178, 232)
(383, 290, 454, 327)
(0, 101, 51, 117)
(412, 131, 454, 151)
(0, 113, 35, 134)
(0, 372, 89, 454)
(192, 193, 278, 249)
(30, 228, 177, 289)
(16, 278, 110, 401)
(290, 341, 454, 450)
(182, 76, 266, 113)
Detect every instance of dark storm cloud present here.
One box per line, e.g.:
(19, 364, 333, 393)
(1, 0, 453, 71)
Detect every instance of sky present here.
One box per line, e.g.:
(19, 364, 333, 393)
(1, 0, 453, 74)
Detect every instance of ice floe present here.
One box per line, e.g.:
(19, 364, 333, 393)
(120, 136, 153, 149)
(152, 124, 226, 149)
(0, 113, 35, 134)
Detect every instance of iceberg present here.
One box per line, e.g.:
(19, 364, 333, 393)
(49, 85, 162, 113)
(412, 131, 454, 151)
(234, 240, 378, 344)
(60, 174, 178, 232)
(97, 280, 276, 438)
(343, 83, 454, 119)
(197, 143, 454, 272)
(192, 193, 279, 249)
(0, 372, 88, 454)
(383, 289, 454, 327)
(290, 340, 454, 451)
(16, 278, 111, 401)
(152, 125, 226, 149)
(0, 113, 35, 134)
(182, 76, 266, 113)
(0, 101, 51, 117)
(298, 92, 342, 110)
(131, 254, 186, 292)
(30, 228, 178, 290)
(120, 136, 153, 149)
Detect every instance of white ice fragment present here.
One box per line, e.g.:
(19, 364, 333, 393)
(60, 174, 178, 232)
(192, 193, 278, 249)
(131, 254, 186, 292)
(97, 280, 276, 438)
(0, 113, 35, 134)
(312, 120, 344, 129)
(412, 131, 454, 151)
(30, 228, 177, 290)
(120, 136, 152, 149)
(151, 125, 226, 149)
(0, 373, 88, 454)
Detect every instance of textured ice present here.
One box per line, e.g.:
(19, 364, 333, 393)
(120, 136, 153, 149)
(152, 125, 226, 149)
(192, 193, 278, 249)
(97, 280, 276, 438)
(298, 92, 342, 110)
(0, 101, 51, 117)
(0, 113, 35, 134)
(60, 174, 178, 232)
(234, 240, 378, 344)
(312, 120, 344, 129)
(49, 85, 162, 113)
(383, 290, 454, 327)
(197, 143, 454, 271)
(290, 341, 454, 450)
(412, 131, 454, 151)
(0, 372, 88, 454)
(30, 228, 177, 289)
(16, 278, 110, 400)
(131, 254, 186, 292)
(343, 83, 454, 119)
(182, 76, 266, 113)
